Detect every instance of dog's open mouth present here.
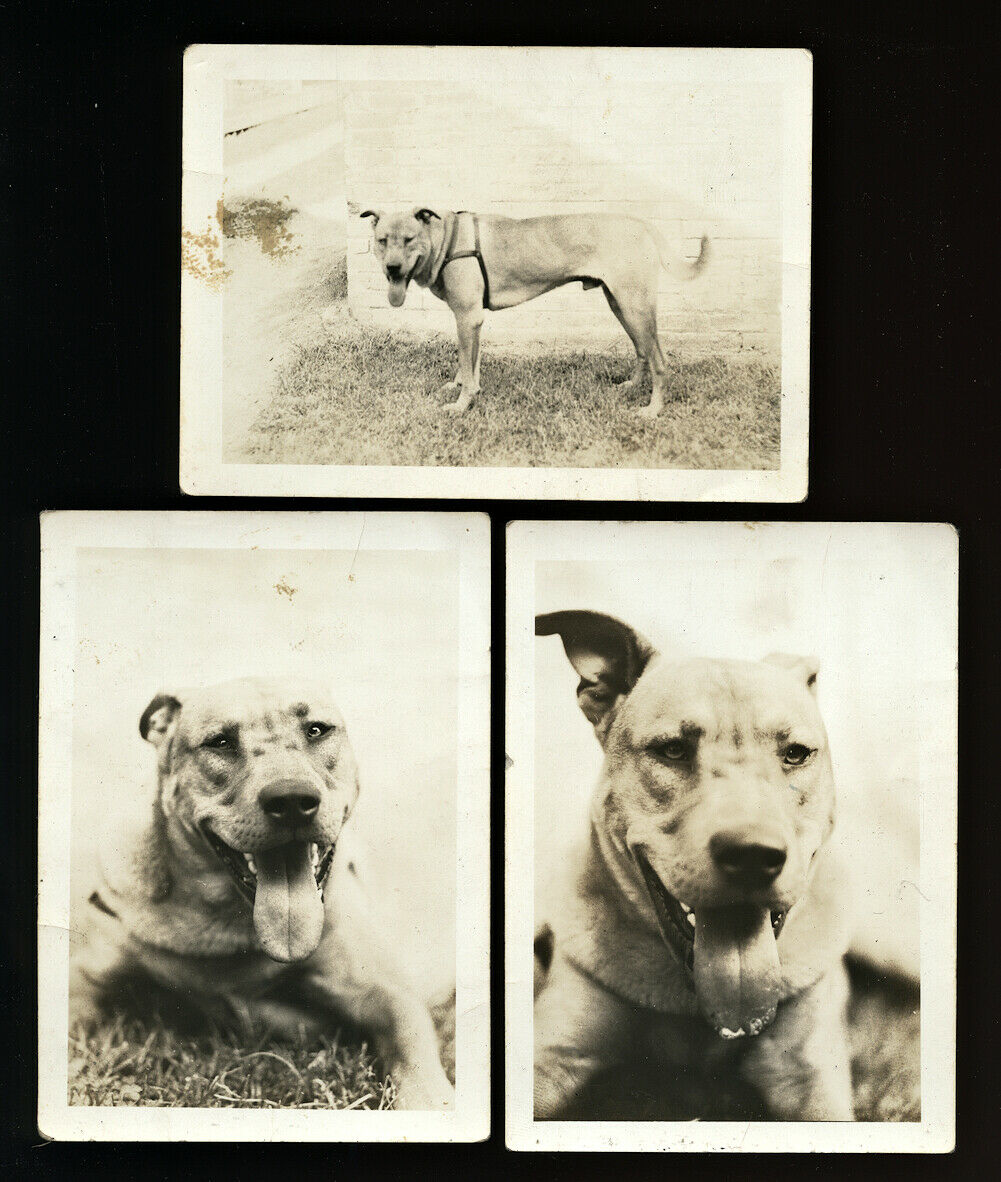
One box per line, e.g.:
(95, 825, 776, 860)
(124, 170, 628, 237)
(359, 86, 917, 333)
(203, 825, 335, 963)
(386, 262, 419, 307)
(635, 851, 786, 1040)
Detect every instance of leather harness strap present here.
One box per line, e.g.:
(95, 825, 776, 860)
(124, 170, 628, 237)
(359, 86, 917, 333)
(440, 211, 491, 309)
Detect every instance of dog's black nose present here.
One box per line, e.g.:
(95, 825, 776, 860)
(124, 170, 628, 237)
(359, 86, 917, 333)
(385, 262, 402, 277)
(260, 780, 321, 824)
(709, 827, 787, 889)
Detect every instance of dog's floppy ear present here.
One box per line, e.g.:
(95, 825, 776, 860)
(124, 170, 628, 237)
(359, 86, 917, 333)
(763, 653, 820, 695)
(412, 206, 441, 224)
(100, 694, 181, 904)
(536, 610, 656, 740)
(360, 208, 382, 224)
(140, 693, 181, 748)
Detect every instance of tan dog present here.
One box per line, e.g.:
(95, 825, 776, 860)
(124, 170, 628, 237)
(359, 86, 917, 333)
(70, 678, 454, 1111)
(534, 612, 854, 1121)
(360, 207, 709, 416)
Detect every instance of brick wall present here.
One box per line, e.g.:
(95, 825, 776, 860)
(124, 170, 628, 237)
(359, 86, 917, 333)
(344, 80, 784, 358)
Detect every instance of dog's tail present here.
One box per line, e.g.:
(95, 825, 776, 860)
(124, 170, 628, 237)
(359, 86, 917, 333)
(653, 228, 711, 281)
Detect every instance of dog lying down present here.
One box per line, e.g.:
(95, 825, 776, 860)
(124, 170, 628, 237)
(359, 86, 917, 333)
(70, 678, 454, 1110)
(533, 611, 860, 1121)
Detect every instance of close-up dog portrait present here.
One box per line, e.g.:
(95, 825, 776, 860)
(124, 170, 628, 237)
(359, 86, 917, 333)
(507, 521, 957, 1152)
(38, 512, 490, 1141)
(180, 45, 810, 501)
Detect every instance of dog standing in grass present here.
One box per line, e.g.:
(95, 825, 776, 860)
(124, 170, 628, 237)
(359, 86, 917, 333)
(361, 207, 709, 417)
(70, 678, 454, 1111)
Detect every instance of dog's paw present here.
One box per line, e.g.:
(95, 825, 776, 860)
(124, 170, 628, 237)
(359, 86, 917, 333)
(636, 403, 661, 420)
(442, 396, 473, 414)
(433, 380, 460, 399)
(393, 1071, 455, 1111)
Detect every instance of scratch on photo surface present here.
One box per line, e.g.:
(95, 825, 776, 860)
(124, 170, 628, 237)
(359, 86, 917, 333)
(898, 879, 930, 903)
(347, 516, 367, 583)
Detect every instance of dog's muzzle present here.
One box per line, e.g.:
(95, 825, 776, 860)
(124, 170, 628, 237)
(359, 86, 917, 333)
(385, 260, 420, 307)
(635, 849, 787, 1040)
(202, 824, 335, 963)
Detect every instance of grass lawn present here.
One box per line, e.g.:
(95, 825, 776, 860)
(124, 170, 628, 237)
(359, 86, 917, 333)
(238, 261, 781, 471)
(69, 990, 456, 1111)
(69, 1017, 395, 1110)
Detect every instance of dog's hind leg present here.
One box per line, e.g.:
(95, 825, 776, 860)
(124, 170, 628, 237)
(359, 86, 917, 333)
(625, 301, 667, 418)
(603, 287, 648, 393)
(604, 284, 667, 416)
(534, 952, 636, 1119)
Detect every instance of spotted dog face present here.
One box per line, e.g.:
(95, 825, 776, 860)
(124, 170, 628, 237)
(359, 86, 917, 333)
(140, 678, 360, 963)
(360, 206, 441, 307)
(537, 611, 836, 1041)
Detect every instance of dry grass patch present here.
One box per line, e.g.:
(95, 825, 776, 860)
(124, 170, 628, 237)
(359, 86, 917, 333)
(241, 296, 780, 470)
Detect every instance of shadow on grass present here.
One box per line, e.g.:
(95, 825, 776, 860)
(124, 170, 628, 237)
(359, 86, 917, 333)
(242, 315, 781, 470)
(68, 977, 456, 1110)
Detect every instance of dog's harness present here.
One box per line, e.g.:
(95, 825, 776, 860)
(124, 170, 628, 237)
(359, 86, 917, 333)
(440, 211, 491, 309)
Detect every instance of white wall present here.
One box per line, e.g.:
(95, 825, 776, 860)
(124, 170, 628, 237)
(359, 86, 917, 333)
(345, 76, 784, 356)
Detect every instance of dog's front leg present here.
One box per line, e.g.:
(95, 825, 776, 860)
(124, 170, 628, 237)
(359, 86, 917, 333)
(534, 951, 636, 1119)
(305, 945, 454, 1110)
(740, 961, 855, 1120)
(442, 300, 484, 414)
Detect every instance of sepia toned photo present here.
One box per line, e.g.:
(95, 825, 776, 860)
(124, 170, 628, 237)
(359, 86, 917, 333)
(506, 521, 956, 1151)
(38, 511, 490, 1141)
(181, 45, 810, 501)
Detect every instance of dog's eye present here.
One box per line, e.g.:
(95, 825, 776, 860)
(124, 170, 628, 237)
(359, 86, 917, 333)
(377, 237, 387, 246)
(654, 738, 690, 762)
(203, 733, 233, 751)
(782, 743, 813, 766)
(305, 722, 332, 741)
(404, 236, 415, 245)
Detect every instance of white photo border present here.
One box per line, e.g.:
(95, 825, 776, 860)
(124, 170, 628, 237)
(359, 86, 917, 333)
(38, 510, 490, 1142)
(505, 520, 957, 1152)
(181, 44, 811, 502)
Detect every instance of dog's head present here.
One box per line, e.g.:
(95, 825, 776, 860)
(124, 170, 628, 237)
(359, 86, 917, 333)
(360, 206, 441, 306)
(139, 677, 360, 963)
(538, 611, 837, 1039)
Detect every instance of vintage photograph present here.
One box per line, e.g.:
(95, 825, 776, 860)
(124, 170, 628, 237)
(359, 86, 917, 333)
(38, 512, 490, 1141)
(181, 45, 810, 500)
(506, 522, 956, 1151)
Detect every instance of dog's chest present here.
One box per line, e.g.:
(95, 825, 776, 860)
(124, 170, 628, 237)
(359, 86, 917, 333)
(640, 1009, 747, 1071)
(133, 938, 295, 998)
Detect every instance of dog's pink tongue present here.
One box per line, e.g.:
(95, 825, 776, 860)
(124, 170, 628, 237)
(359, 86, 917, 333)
(387, 278, 408, 307)
(693, 906, 782, 1037)
(253, 841, 324, 962)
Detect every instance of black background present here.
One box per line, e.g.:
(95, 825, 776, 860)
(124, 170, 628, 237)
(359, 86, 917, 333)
(3, 2, 997, 1174)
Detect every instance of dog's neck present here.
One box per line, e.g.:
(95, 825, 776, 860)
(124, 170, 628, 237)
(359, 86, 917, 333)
(415, 211, 458, 289)
(586, 791, 662, 934)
